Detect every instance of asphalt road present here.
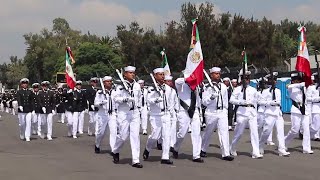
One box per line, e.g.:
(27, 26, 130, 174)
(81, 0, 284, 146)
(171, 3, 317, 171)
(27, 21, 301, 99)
(0, 112, 319, 180)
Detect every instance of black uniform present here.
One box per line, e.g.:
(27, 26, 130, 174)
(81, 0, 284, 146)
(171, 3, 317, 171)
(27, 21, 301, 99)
(55, 91, 66, 113)
(17, 89, 33, 113)
(227, 86, 235, 127)
(2, 92, 10, 108)
(32, 91, 42, 113)
(74, 89, 88, 112)
(39, 90, 55, 114)
(86, 86, 98, 111)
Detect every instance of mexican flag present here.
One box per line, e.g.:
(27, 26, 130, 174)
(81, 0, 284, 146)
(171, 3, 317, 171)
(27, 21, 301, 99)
(241, 49, 248, 71)
(160, 49, 171, 76)
(65, 46, 76, 89)
(295, 26, 312, 86)
(184, 18, 204, 91)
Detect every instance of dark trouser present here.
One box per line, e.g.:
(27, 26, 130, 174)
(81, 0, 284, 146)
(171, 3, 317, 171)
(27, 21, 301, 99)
(228, 108, 234, 126)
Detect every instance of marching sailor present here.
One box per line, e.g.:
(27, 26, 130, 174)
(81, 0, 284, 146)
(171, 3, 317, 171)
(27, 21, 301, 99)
(138, 79, 149, 135)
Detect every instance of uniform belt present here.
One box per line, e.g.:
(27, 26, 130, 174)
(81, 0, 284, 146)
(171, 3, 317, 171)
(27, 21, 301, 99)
(239, 104, 255, 108)
(270, 105, 280, 107)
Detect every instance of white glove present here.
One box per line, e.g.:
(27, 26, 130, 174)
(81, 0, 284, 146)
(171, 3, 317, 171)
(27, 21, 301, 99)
(127, 97, 135, 102)
(155, 97, 163, 103)
(91, 105, 95, 110)
(19, 106, 23, 112)
(42, 107, 46, 113)
(210, 92, 219, 100)
(32, 111, 35, 115)
(67, 89, 73, 93)
(238, 100, 247, 105)
(85, 109, 89, 113)
(52, 110, 56, 114)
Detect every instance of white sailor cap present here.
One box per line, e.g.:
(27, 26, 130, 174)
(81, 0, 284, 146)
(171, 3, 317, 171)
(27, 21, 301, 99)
(231, 79, 237, 83)
(209, 67, 221, 73)
(153, 68, 164, 74)
(239, 71, 251, 76)
(102, 76, 112, 81)
(137, 80, 144, 84)
(265, 72, 278, 78)
(124, 66, 136, 72)
(165, 75, 173, 81)
(311, 75, 315, 81)
(312, 72, 318, 76)
(222, 77, 230, 81)
(20, 78, 29, 83)
(90, 77, 98, 82)
(41, 81, 50, 85)
(32, 83, 40, 88)
(76, 80, 82, 85)
(291, 73, 299, 77)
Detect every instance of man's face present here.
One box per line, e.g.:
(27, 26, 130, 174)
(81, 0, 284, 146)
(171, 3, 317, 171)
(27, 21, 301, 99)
(139, 83, 144, 88)
(34, 87, 39, 92)
(76, 84, 81, 90)
(91, 81, 97, 87)
(154, 72, 165, 84)
(210, 72, 220, 82)
(21, 82, 28, 89)
(223, 80, 230, 87)
(165, 80, 173, 87)
(231, 81, 237, 87)
(103, 80, 112, 89)
(42, 85, 48, 90)
(124, 71, 135, 82)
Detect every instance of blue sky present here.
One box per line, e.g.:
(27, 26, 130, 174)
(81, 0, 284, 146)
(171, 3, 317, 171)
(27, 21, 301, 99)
(0, 0, 319, 63)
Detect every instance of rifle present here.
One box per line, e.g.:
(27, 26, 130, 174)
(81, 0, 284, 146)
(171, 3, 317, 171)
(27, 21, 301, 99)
(203, 69, 214, 87)
(115, 69, 130, 92)
(95, 72, 106, 96)
(143, 65, 162, 96)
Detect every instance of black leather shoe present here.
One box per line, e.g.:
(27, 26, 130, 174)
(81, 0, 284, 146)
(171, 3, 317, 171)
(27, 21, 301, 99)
(94, 145, 100, 154)
(132, 163, 143, 168)
(143, 149, 149, 160)
(112, 152, 119, 164)
(200, 150, 207, 157)
(192, 158, 204, 163)
(161, 159, 173, 165)
(172, 149, 179, 159)
(170, 147, 174, 153)
(157, 141, 162, 150)
(222, 156, 234, 161)
(314, 138, 320, 141)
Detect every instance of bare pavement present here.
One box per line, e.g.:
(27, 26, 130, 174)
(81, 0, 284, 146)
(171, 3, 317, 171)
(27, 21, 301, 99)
(0, 112, 319, 180)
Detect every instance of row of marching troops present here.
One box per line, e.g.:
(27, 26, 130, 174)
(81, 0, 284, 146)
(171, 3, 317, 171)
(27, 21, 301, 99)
(0, 89, 18, 115)
(12, 65, 320, 168)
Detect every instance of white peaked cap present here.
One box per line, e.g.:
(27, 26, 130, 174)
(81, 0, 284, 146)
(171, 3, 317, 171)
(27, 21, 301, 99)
(222, 77, 230, 81)
(209, 67, 221, 73)
(291, 73, 299, 77)
(41, 81, 50, 85)
(239, 70, 251, 76)
(102, 76, 112, 81)
(137, 80, 144, 83)
(90, 77, 98, 81)
(32, 83, 40, 87)
(76, 80, 82, 85)
(153, 68, 164, 74)
(124, 66, 136, 72)
(231, 79, 237, 83)
(20, 78, 29, 83)
(165, 75, 173, 81)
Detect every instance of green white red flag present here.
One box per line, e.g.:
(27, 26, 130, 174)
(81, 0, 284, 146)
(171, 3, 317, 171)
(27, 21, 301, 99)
(65, 46, 76, 89)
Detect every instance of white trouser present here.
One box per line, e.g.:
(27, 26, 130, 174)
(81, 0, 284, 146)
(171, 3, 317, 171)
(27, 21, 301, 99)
(140, 106, 148, 131)
(285, 113, 311, 152)
(230, 113, 260, 156)
(170, 114, 177, 147)
(40, 113, 53, 137)
(113, 110, 141, 164)
(259, 114, 286, 152)
(310, 114, 320, 138)
(57, 113, 65, 123)
(201, 110, 230, 157)
(174, 110, 201, 159)
(146, 114, 171, 160)
(75, 111, 85, 133)
(257, 112, 264, 136)
(18, 113, 32, 139)
(32, 113, 41, 134)
(95, 112, 117, 151)
(66, 111, 77, 136)
(88, 111, 97, 135)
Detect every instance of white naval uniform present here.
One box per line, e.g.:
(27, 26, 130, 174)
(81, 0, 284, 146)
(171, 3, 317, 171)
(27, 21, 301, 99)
(229, 85, 261, 157)
(140, 88, 149, 132)
(257, 89, 266, 136)
(94, 89, 117, 151)
(201, 82, 230, 157)
(170, 89, 179, 147)
(112, 81, 142, 164)
(285, 83, 312, 153)
(173, 78, 202, 160)
(306, 84, 320, 138)
(258, 87, 287, 154)
(145, 84, 175, 160)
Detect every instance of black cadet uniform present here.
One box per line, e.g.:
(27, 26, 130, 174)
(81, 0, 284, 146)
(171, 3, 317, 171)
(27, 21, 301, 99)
(39, 90, 55, 114)
(17, 88, 33, 113)
(86, 86, 99, 112)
